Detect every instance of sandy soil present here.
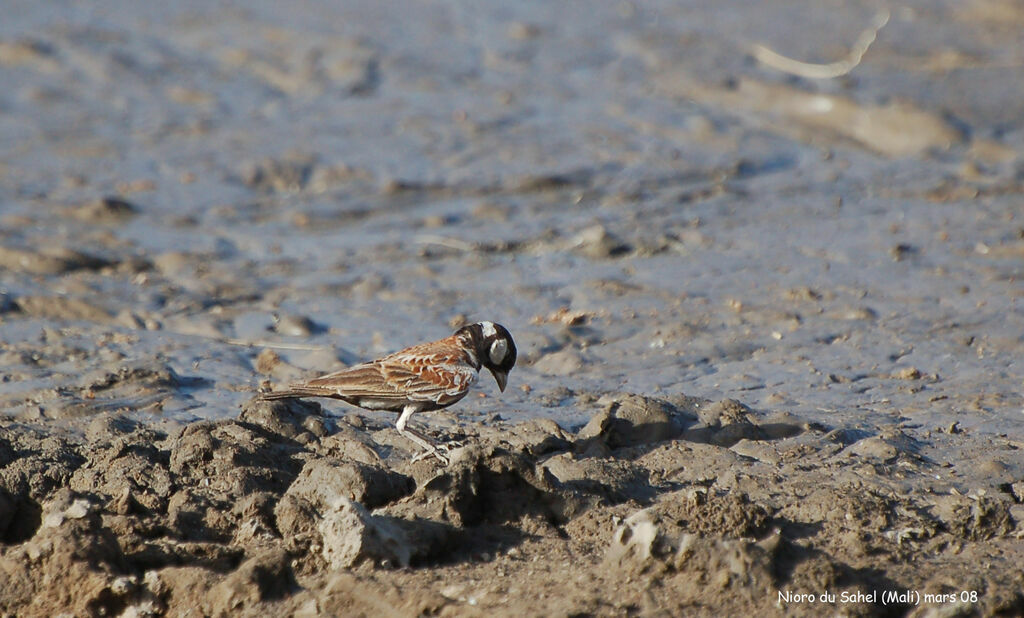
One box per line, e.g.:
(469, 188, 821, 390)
(2, 0, 1024, 616)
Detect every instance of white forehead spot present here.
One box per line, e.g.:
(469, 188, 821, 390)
(480, 321, 497, 337)
(489, 339, 508, 365)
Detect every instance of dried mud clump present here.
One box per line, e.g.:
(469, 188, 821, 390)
(0, 394, 1021, 616)
(577, 392, 695, 451)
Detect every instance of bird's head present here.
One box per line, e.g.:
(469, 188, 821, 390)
(460, 321, 517, 391)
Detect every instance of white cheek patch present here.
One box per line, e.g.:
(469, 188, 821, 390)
(481, 321, 497, 337)
(489, 339, 508, 365)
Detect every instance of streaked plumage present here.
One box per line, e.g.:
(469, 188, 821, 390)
(261, 321, 517, 464)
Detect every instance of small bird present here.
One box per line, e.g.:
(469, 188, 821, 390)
(260, 321, 517, 464)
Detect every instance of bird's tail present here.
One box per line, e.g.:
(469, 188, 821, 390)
(259, 385, 336, 400)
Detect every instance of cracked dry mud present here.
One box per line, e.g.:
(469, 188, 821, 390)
(0, 395, 1021, 616)
(3, 0, 1024, 616)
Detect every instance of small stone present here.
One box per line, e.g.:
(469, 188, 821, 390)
(273, 314, 321, 337)
(15, 296, 112, 323)
(0, 246, 112, 275)
(70, 197, 139, 223)
(571, 225, 631, 259)
(319, 497, 411, 568)
(532, 348, 583, 376)
(256, 349, 282, 374)
(152, 251, 193, 276)
(507, 22, 541, 40)
(894, 366, 922, 380)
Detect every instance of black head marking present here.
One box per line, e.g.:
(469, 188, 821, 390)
(457, 321, 517, 390)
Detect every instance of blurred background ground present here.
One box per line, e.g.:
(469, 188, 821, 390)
(2, 0, 1022, 437)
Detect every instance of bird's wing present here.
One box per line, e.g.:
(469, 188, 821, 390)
(298, 345, 477, 406)
(300, 362, 406, 402)
(378, 350, 478, 406)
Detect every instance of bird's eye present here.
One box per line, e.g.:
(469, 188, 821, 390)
(489, 339, 508, 365)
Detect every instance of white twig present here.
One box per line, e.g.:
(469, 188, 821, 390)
(415, 235, 477, 252)
(222, 338, 328, 351)
(752, 10, 890, 79)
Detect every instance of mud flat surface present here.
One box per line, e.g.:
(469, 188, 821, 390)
(2, 0, 1024, 616)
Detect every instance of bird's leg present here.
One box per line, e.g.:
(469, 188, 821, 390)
(396, 405, 449, 465)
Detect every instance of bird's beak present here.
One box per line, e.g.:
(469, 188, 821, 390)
(490, 369, 508, 392)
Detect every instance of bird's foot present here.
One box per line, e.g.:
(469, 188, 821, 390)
(411, 444, 450, 466)
(410, 438, 469, 465)
(399, 424, 457, 466)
